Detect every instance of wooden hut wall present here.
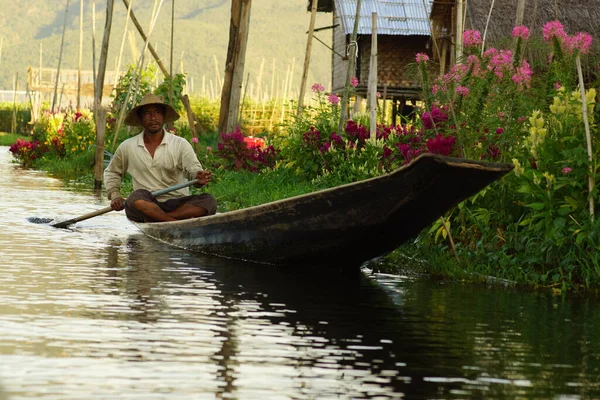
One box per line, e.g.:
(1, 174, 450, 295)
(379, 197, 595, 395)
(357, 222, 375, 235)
(358, 35, 428, 94)
(331, 11, 349, 92)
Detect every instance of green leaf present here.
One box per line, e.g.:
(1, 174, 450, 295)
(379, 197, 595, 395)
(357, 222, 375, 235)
(526, 202, 545, 211)
(557, 207, 571, 216)
(518, 184, 531, 194)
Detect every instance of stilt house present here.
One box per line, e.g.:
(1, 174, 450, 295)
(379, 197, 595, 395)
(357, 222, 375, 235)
(312, 0, 433, 118)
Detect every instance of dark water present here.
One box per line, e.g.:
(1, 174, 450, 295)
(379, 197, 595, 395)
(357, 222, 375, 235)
(1, 146, 600, 399)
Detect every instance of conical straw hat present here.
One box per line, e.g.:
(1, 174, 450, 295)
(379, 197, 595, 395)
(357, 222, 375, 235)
(124, 93, 180, 127)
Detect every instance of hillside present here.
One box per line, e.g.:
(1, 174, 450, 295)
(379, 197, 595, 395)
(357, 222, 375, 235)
(0, 0, 333, 103)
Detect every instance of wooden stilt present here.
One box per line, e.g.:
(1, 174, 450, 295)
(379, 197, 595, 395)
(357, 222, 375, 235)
(218, 0, 252, 136)
(338, 0, 362, 132)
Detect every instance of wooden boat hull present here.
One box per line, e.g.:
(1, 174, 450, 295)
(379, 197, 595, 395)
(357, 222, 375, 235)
(134, 154, 513, 267)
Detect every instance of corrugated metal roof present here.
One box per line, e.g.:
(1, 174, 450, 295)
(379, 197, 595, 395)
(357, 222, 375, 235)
(336, 0, 432, 36)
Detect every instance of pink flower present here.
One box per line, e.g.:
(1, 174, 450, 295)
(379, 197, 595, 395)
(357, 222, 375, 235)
(456, 86, 469, 96)
(206, 146, 213, 152)
(416, 53, 429, 63)
(482, 48, 499, 59)
(512, 60, 533, 89)
(327, 93, 340, 105)
(496, 127, 504, 135)
(542, 20, 567, 42)
(554, 82, 562, 90)
(463, 30, 482, 47)
(350, 76, 359, 87)
(565, 32, 593, 54)
(562, 167, 573, 175)
(191, 137, 199, 143)
(311, 83, 325, 93)
(512, 25, 530, 40)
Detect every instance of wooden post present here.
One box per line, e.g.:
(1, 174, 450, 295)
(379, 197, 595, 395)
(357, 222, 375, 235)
(52, 0, 70, 113)
(121, 0, 170, 78)
(77, 0, 83, 109)
(338, 0, 362, 133)
(218, 0, 252, 137)
(297, 0, 318, 116)
(95, 0, 114, 113)
(369, 12, 377, 137)
(94, 107, 107, 189)
(455, 0, 464, 61)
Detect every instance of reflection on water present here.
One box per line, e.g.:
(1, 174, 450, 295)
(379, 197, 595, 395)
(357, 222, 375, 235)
(1, 147, 600, 399)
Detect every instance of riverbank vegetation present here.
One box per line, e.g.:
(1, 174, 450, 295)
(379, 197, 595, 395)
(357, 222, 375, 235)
(6, 21, 600, 293)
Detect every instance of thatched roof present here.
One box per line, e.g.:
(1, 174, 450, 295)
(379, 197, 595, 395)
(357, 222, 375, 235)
(433, 0, 600, 44)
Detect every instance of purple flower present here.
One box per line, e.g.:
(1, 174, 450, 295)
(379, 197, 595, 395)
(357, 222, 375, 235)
(311, 83, 325, 93)
(456, 86, 469, 96)
(416, 53, 429, 63)
(463, 30, 482, 47)
(542, 20, 567, 42)
(512, 25, 530, 40)
(327, 93, 340, 105)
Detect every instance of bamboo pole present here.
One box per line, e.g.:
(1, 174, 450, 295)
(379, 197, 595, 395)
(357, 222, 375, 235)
(213, 54, 221, 98)
(481, 0, 496, 54)
(77, 0, 83, 109)
(270, 58, 275, 101)
(382, 83, 387, 123)
(11, 72, 17, 134)
(182, 94, 201, 140)
(52, 0, 70, 113)
(369, 12, 377, 137)
(0, 38, 3, 65)
(121, 0, 170, 78)
(338, 0, 362, 133)
(576, 55, 595, 219)
(256, 58, 264, 102)
(455, 0, 464, 61)
(169, 0, 175, 106)
(92, 0, 97, 103)
(297, 0, 318, 117)
(113, 0, 134, 94)
(95, 0, 115, 113)
(94, 107, 107, 189)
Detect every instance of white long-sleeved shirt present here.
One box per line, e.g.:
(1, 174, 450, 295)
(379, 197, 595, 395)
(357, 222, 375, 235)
(104, 130, 203, 200)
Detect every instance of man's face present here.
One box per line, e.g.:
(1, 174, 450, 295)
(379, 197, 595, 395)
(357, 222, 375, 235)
(140, 105, 165, 134)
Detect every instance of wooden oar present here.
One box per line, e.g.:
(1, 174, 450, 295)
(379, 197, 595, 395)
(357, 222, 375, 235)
(51, 179, 199, 229)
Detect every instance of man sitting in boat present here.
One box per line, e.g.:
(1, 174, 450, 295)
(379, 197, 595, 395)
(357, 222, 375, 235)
(104, 93, 217, 222)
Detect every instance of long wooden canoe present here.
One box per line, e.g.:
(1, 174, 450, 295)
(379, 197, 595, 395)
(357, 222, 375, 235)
(133, 154, 513, 267)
